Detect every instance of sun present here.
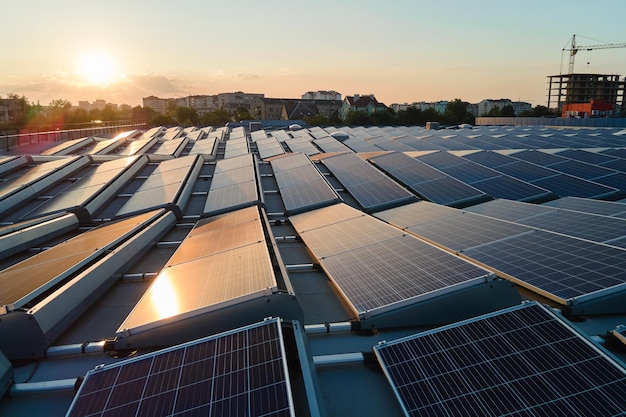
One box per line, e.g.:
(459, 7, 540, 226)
(78, 51, 116, 86)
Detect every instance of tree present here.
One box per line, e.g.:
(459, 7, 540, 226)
(49, 99, 72, 110)
(500, 104, 515, 117)
(421, 107, 441, 124)
(444, 99, 474, 125)
(132, 105, 156, 123)
(233, 107, 252, 122)
(369, 108, 396, 126)
(200, 109, 231, 126)
(101, 104, 117, 121)
(519, 105, 557, 117)
(396, 106, 423, 125)
(344, 110, 372, 126)
(303, 114, 329, 126)
(176, 106, 199, 125)
(150, 113, 177, 126)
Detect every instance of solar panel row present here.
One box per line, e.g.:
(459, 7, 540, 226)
(369, 152, 489, 207)
(375, 201, 626, 312)
(290, 204, 494, 320)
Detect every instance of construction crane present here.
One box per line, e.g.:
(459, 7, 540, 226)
(562, 34, 626, 74)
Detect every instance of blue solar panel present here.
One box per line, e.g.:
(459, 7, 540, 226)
(510, 149, 565, 166)
(409, 176, 488, 206)
(66, 319, 295, 417)
(369, 152, 489, 206)
(531, 174, 619, 199)
(549, 159, 617, 180)
(321, 153, 416, 211)
(461, 150, 517, 168)
(375, 302, 626, 417)
(555, 149, 619, 165)
(470, 175, 552, 201)
(542, 196, 626, 218)
(272, 154, 339, 214)
(463, 229, 626, 302)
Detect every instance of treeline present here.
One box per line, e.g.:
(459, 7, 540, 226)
(2, 94, 562, 134)
(0, 94, 248, 132)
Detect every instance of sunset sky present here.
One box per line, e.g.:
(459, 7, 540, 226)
(3, 0, 626, 107)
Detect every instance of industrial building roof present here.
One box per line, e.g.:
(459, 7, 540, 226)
(1, 124, 626, 416)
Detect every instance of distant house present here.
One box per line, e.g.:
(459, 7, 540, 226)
(0, 98, 26, 124)
(339, 94, 387, 120)
(282, 100, 342, 121)
(250, 97, 341, 121)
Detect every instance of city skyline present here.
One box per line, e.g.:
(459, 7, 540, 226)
(3, 1, 626, 107)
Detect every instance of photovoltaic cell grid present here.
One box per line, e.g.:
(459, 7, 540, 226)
(414, 151, 553, 202)
(461, 151, 622, 199)
(271, 153, 339, 214)
(290, 204, 491, 318)
(374, 302, 626, 417)
(68, 318, 295, 417)
(542, 196, 626, 219)
(463, 229, 626, 302)
(319, 235, 491, 315)
(407, 214, 530, 253)
(466, 199, 626, 248)
(204, 154, 259, 216)
(321, 152, 416, 211)
(374, 202, 626, 307)
(369, 152, 488, 207)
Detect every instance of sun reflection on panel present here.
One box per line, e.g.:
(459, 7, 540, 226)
(149, 271, 180, 320)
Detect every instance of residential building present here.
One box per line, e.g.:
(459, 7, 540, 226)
(281, 99, 342, 120)
(0, 98, 26, 124)
(142, 95, 171, 114)
(77, 99, 113, 112)
(301, 90, 342, 101)
(250, 97, 288, 120)
(339, 94, 387, 120)
(477, 98, 513, 116)
(511, 101, 532, 116)
(217, 92, 264, 114)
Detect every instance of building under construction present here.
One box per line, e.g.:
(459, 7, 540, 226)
(547, 35, 626, 117)
(547, 73, 625, 117)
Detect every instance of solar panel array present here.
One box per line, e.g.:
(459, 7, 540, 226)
(414, 151, 553, 202)
(374, 301, 626, 417)
(204, 154, 259, 216)
(0, 156, 89, 217)
(465, 198, 626, 248)
(542, 196, 626, 218)
(0, 209, 163, 310)
(320, 152, 416, 212)
(23, 155, 147, 221)
(289, 203, 493, 319)
(271, 153, 340, 214)
(462, 150, 623, 199)
(369, 152, 489, 207)
(69, 318, 295, 417)
(375, 201, 626, 310)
